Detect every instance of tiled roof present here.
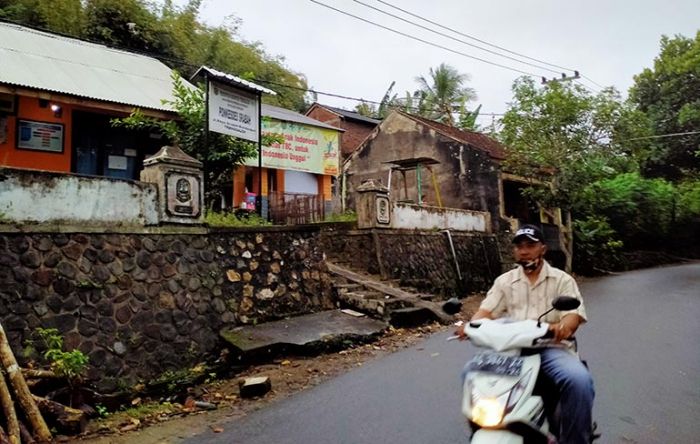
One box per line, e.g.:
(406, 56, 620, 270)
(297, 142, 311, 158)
(403, 112, 507, 160)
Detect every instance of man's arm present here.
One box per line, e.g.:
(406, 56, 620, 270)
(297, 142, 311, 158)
(550, 313, 585, 342)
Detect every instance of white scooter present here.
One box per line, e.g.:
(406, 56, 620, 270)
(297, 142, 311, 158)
(444, 296, 594, 444)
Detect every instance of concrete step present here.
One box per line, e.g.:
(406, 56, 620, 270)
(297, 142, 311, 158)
(389, 307, 439, 328)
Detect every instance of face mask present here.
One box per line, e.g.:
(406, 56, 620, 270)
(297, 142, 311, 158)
(517, 257, 540, 271)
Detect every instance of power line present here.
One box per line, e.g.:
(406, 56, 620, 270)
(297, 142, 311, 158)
(1, 17, 504, 119)
(622, 130, 700, 141)
(582, 75, 605, 89)
(374, 0, 576, 73)
(308, 0, 543, 77)
(352, 0, 563, 75)
(255, 78, 505, 116)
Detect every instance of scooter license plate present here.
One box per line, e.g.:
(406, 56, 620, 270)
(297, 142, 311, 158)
(467, 353, 524, 376)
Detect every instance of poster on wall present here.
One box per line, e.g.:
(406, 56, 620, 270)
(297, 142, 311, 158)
(244, 119, 340, 176)
(17, 119, 64, 153)
(207, 80, 259, 143)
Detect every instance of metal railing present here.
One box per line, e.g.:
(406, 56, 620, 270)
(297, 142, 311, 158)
(268, 192, 325, 225)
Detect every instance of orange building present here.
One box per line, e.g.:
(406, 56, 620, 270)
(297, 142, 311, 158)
(0, 22, 187, 180)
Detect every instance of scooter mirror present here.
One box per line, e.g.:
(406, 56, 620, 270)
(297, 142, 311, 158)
(442, 297, 462, 315)
(552, 296, 580, 311)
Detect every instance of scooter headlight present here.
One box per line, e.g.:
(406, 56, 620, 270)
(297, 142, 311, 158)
(471, 391, 508, 427)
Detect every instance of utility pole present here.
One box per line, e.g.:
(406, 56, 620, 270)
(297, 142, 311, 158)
(541, 70, 580, 85)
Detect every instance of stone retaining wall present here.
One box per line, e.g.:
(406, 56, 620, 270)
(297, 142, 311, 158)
(321, 228, 502, 296)
(0, 227, 332, 391)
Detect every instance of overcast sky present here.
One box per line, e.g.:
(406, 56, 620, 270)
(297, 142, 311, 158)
(182, 0, 699, 121)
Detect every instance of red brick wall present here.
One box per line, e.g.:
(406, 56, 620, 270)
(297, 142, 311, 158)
(339, 119, 375, 156)
(307, 105, 377, 159)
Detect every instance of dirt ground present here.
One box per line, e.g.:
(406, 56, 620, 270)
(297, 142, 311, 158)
(73, 295, 484, 444)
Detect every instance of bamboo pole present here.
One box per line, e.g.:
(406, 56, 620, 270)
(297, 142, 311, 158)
(0, 324, 51, 442)
(0, 369, 20, 444)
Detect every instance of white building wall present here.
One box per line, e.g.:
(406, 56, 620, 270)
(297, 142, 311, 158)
(0, 169, 159, 225)
(391, 202, 488, 232)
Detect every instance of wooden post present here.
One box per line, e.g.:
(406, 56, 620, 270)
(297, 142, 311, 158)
(0, 324, 51, 442)
(0, 369, 20, 444)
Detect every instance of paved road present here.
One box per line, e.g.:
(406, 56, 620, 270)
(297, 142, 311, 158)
(185, 262, 700, 444)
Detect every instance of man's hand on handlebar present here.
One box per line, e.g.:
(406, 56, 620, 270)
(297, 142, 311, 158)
(454, 321, 468, 341)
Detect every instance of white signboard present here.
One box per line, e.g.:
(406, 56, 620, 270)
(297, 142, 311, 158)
(208, 80, 259, 142)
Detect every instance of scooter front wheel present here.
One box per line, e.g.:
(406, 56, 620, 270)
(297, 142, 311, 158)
(470, 429, 524, 444)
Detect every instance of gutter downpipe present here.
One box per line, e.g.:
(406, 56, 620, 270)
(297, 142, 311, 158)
(442, 229, 462, 281)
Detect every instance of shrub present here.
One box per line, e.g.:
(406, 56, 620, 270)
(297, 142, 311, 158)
(204, 211, 271, 228)
(573, 216, 624, 274)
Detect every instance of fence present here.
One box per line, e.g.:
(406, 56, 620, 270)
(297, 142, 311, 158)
(268, 192, 325, 225)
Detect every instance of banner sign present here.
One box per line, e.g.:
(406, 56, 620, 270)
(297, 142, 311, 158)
(17, 120, 64, 153)
(244, 119, 340, 176)
(207, 80, 259, 142)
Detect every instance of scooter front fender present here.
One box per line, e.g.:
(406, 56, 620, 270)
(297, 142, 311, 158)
(470, 429, 523, 444)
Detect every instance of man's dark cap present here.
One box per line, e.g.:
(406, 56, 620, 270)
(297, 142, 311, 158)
(512, 224, 544, 244)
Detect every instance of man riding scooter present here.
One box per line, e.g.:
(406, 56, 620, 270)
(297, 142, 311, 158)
(455, 224, 595, 444)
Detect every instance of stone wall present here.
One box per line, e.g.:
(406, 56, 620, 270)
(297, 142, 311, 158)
(0, 226, 332, 391)
(321, 228, 502, 297)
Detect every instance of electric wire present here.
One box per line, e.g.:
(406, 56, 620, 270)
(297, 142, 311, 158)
(352, 0, 563, 75)
(374, 0, 576, 72)
(308, 0, 543, 77)
(622, 130, 700, 141)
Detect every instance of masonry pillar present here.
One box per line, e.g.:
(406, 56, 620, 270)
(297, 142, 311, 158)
(140, 145, 204, 224)
(356, 179, 391, 229)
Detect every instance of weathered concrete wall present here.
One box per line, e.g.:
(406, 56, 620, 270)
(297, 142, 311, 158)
(0, 168, 159, 226)
(0, 226, 332, 391)
(346, 112, 503, 231)
(390, 203, 489, 232)
(321, 228, 501, 297)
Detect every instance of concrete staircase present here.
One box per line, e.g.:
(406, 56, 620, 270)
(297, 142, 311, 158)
(327, 262, 453, 327)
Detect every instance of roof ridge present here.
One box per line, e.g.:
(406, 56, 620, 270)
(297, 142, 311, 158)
(399, 111, 506, 160)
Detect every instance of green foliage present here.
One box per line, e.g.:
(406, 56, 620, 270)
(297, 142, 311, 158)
(676, 178, 700, 222)
(364, 65, 480, 126)
(113, 72, 283, 209)
(323, 210, 357, 223)
(629, 31, 700, 179)
(500, 77, 649, 212)
(0, 0, 84, 35)
(414, 63, 477, 127)
(28, 328, 89, 383)
(1, 0, 308, 111)
(573, 216, 624, 274)
(576, 172, 676, 249)
(95, 404, 109, 418)
(204, 211, 271, 227)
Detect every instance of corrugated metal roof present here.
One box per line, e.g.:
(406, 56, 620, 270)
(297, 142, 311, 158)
(192, 66, 276, 95)
(0, 22, 191, 112)
(262, 104, 343, 132)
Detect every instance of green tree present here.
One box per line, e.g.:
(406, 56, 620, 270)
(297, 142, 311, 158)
(629, 32, 700, 179)
(83, 0, 169, 52)
(0, 0, 83, 35)
(500, 77, 651, 270)
(113, 72, 283, 209)
(414, 63, 477, 126)
(157, 0, 308, 111)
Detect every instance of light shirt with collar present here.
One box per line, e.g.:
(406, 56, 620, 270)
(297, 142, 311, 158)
(480, 260, 587, 323)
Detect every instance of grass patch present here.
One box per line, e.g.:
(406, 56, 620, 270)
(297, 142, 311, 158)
(323, 211, 357, 223)
(205, 211, 272, 228)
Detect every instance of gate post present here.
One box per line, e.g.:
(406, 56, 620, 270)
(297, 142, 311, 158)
(356, 179, 391, 229)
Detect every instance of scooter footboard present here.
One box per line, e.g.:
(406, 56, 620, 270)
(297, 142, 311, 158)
(471, 429, 523, 444)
